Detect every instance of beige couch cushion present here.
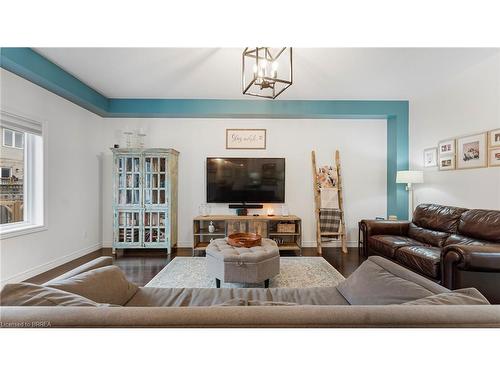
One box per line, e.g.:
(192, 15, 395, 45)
(125, 286, 349, 307)
(337, 256, 450, 305)
(0, 283, 103, 306)
(45, 256, 114, 283)
(402, 288, 490, 305)
(46, 265, 138, 305)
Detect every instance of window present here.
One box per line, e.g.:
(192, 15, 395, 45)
(1, 167, 12, 178)
(3, 128, 24, 149)
(0, 110, 45, 237)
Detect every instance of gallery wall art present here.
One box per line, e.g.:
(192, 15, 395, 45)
(424, 147, 438, 168)
(488, 128, 500, 167)
(456, 132, 487, 170)
(427, 128, 500, 171)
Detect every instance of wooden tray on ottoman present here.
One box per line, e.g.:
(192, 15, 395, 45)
(227, 232, 262, 248)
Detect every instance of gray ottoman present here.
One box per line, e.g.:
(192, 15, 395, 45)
(206, 238, 280, 288)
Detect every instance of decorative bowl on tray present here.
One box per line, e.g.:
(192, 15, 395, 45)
(227, 232, 262, 248)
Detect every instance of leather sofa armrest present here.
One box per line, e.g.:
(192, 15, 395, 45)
(442, 244, 500, 272)
(442, 244, 500, 289)
(360, 220, 410, 257)
(361, 220, 410, 237)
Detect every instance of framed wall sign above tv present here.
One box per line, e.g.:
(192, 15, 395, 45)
(226, 128, 266, 149)
(206, 157, 285, 203)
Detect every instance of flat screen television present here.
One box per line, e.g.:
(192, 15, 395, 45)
(206, 157, 285, 203)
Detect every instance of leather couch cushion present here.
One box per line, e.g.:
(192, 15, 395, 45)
(336, 256, 449, 305)
(0, 283, 106, 306)
(402, 288, 490, 305)
(444, 234, 495, 247)
(125, 286, 350, 307)
(368, 235, 424, 258)
(412, 204, 467, 233)
(458, 209, 500, 242)
(395, 246, 442, 279)
(407, 223, 450, 247)
(46, 265, 138, 306)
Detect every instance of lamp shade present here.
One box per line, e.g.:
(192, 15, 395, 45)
(396, 170, 424, 184)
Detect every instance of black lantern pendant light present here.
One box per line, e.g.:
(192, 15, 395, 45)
(242, 47, 293, 99)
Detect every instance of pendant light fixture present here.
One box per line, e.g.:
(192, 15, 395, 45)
(242, 47, 293, 99)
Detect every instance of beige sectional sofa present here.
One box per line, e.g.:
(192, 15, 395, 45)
(1, 256, 499, 328)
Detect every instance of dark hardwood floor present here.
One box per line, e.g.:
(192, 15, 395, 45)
(114, 247, 365, 286)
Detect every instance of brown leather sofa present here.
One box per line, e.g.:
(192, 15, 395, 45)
(361, 204, 500, 303)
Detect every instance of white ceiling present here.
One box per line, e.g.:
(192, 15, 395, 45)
(35, 48, 499, 100)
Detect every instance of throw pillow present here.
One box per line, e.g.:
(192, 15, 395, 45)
(45, 265, 138, 305)
(337, 258, 438, 305)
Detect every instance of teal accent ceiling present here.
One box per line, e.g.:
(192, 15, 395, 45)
(0, 47, 409, 219)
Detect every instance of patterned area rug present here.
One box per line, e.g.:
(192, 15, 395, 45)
(146, 257, 345, 288)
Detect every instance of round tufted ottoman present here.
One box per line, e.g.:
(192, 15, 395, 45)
(206, 238, 280, 288)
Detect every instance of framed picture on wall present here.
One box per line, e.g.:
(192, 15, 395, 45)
(438, 139, 456, 155)
(489, 148, 500, 167)
(456, 132, 487, 170)
(423, 147, 438, 168)
(439, 155, 456, 171)
(489, 128, 500, 148)
(226, 129, 266, 149)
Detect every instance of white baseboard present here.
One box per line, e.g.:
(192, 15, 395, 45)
(1, 243, 102, 285)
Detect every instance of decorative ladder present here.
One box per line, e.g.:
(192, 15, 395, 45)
(311, 150, 347, 255)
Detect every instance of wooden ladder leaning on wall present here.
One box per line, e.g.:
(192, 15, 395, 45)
(311, 150, 348, 255)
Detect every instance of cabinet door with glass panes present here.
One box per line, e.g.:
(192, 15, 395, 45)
(114, 209, 142, 247)
(143, 155, 168, 207)
(113, 154, 143, 248)
(143, 155, 169, 247)
(116, 154, 142, 208)
(143, 210, 168, 248)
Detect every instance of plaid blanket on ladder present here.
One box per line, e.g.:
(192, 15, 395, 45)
(319, 208, 341, 233)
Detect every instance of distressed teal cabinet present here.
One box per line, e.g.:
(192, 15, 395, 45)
(111, 148, 179, 253)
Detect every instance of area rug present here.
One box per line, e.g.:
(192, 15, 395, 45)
(146, 257, 345, 288)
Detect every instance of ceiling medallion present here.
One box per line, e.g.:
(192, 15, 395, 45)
(242, 47, 293, 99)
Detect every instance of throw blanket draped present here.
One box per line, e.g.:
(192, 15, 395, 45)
(320, 208, 341, 233)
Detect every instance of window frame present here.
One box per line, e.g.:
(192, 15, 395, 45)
(1, 167, 12, 178)
(2, 127, 24, 149)
(0, 109, 47, 238)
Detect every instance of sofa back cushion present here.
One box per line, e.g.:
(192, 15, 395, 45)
(45, 265, 138, 306)
(412, 204, 467, 233)
(0, 283, 103, 306)
(444, 234, 495, 247)
(457, 209, 500, 243)
(407, 223, 449, 247)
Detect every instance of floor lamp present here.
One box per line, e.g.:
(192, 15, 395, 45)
(396, 170, 424, 219)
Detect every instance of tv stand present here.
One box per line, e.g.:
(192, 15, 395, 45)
(192, 215, 302, 256)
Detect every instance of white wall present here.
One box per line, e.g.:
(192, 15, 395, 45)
(0, 69, 104, 284)
(99, 118, 387, 247)
(410, 51, 500, 209)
